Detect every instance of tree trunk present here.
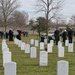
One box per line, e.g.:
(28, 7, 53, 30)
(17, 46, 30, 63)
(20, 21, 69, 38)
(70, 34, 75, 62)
(4, 18, 7, 32)
(4, 25, 6, 32)
(46, 0, 49, 41)
(39, 32, 41, 37)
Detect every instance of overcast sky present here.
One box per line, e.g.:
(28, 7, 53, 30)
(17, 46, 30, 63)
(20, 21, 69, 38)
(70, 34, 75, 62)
(18, 0, 75, 19)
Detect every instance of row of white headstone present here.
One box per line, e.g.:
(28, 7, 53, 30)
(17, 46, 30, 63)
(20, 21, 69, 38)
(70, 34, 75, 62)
(14, 38, 74, 65)
(13, 38, 72, 75)
(31, 38, 73, 46)
(2, 39, 17, 75)
(29, 39, 73, 54)
(2, 39, 11, 67)
(2, 40, 69, 75)
(14, 38, 48, 65)
(14, 38, 73, 62)
(31, 39, 70, 75)
(14, 38, 47, 66)
(40, 40, 73, 58)
(58, 41, 73, 57)
(30, 39, 54, 51)
(14, 38, 37, 58)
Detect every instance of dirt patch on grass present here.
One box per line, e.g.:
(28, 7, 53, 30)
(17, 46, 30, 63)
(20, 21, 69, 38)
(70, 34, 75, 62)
(23, 40, 30, 44)
(7, 41, 14, 44)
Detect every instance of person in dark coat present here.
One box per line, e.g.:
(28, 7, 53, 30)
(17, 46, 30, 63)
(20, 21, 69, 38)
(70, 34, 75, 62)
(62, 30, 67, 45)
(9, 29, 13, 41)
(0, 31, 3, 39)
(40, 36, 45, 42)
(26, 31, 28, 37)
(1, 31, 3, 39)
(6, 32, 9, 39)
(68, 28, 74, 43)
(54, 29, 60, 45)
(23, 31, 25, 37)
(48, 36, 54, 43)
(17, 30, 21, 40)
(4, 32, 6, 38)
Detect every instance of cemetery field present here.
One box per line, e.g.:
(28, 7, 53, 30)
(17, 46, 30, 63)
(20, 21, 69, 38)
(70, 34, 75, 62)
(0, 35, 75, 75)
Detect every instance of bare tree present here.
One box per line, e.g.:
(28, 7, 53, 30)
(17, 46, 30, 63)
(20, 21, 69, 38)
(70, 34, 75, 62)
(54, 16, 63, 29)
(0, 14, 4, 27)
(36, 0, 64, 38)
(10, 10, 28, 30)
(0, 0, 20, 31)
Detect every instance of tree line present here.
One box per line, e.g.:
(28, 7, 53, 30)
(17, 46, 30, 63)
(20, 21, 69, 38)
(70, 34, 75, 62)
(0, 0, 28, 31)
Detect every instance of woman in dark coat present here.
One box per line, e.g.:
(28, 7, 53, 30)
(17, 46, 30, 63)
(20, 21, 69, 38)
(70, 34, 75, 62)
(9, 29, 13, 41)
(17, 30, 21, 40)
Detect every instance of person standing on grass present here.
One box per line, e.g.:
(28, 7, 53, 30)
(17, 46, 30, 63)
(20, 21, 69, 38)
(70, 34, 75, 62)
(62, 30, 67, 45)
(54, 29, 60, 45)
(6, 32, 9, 39)
(17, 29, 22, 40)
(26, 31, 28, 37)
(40, 36, 45, 42)
(68, 28, 74, 43)
(3, 31, 6, 38)
(9, 29, 13, 41)
(0, 31, 3, 39)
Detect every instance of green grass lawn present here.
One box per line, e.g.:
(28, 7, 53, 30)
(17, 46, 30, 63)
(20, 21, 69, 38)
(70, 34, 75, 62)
(0, 35, 75, 75)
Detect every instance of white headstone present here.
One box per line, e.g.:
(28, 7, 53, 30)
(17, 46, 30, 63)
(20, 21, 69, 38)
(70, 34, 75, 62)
(21, 42, 25, 50)
(14, 38, 18, 45)
(58, 41, 62, 47)
(2, 41, 6, 46)
(14, 38, 16, 44)
(3, 39, 6, 41)
(68, 43, 73, 52)
(2, 48, 9, 54)
(31, 39, 34, 45)
(3, 52, 11, 67)
(30, 47, 37, 58)
(58, 47, 64, 57)
(39, 51, 48, 66)
(50, 40, 54, 46)
(40, 42, 44, 50)
(25, 44, 30, 53)
(44, 39, 47, 44)
(2, 44, 8, 51)
(18, 40, 22, 47)
(57, 60, 69, 75)
(4, 62, 16, 75)
(2, 39, 6, 44)
(65, 40, 69, 46)
(35, 40, 38, 47)
(47, 43, 52, 53)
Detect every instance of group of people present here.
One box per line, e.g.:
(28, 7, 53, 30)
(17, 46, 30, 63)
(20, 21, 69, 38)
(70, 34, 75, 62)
(0, 31, 9, 39)
(23, 31, 28, 37)
(9, 29, 22, 41)
(54, 28, 74, 45)
(40, 28, 74, 45)
(0, 28, 74, 44)
(0, 29, 29, 41)
(0, 29, 23, 41)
